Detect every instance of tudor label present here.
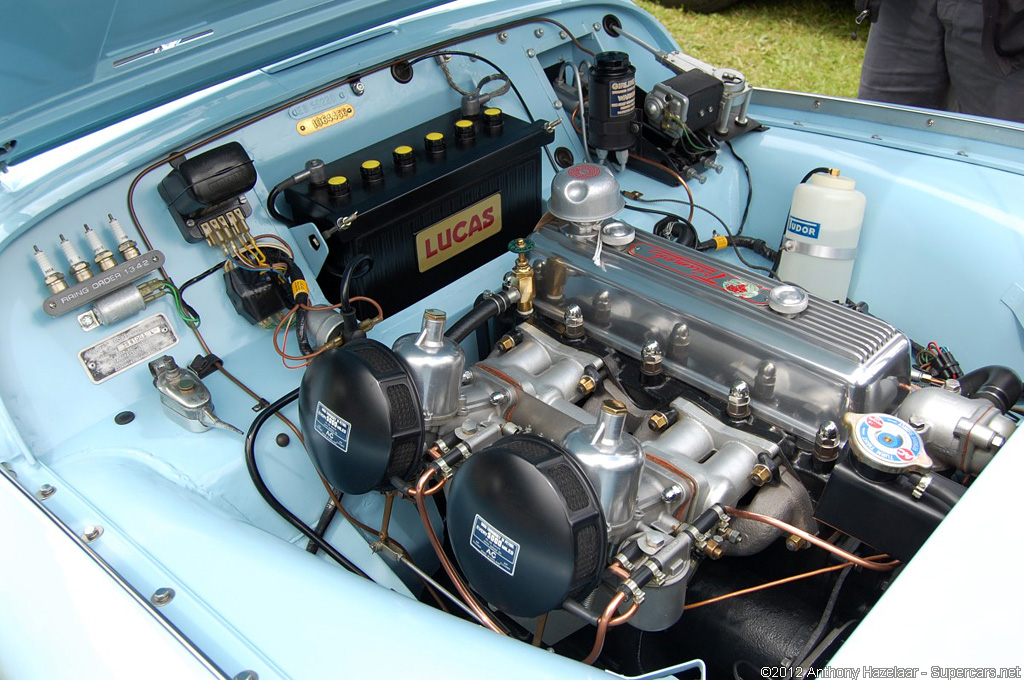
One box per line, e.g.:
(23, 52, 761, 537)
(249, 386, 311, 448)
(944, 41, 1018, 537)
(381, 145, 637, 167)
(628, 243, 772, 306)
(415, 194, 502, 273)
(470, 514, 519, 576)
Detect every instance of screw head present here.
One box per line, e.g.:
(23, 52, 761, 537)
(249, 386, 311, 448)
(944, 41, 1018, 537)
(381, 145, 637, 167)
(489, 391, 508, 406)
(576, 374, 597, 396)
(351, 81, 365, 96)
(461, 370, 474, 385)
(38, 484, 56, 499)
(233, 672, 259, 680)
(82, 525, 103, 542)
(644, 531, 666, 549)
(660, 484, 683, 503)
(534, 28, 544, 38)
(497, 31, 509, 43)
(526, 48, 536, 58)
(151, 587, 175, 606)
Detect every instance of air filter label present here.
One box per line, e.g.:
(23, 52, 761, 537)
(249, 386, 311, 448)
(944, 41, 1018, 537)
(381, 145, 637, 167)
(314, 401, 352, 453)
(470, 514, 519, 576)
(415, 193, 502, 273)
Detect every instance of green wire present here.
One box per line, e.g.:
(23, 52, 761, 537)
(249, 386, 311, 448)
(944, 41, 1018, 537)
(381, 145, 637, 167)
(160, 282, 201, 326)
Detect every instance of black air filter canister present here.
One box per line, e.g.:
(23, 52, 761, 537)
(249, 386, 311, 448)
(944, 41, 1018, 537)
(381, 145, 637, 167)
(446, 434, 607, 618)
(283, 110, 554, 314)
(298, 339, 425, 495)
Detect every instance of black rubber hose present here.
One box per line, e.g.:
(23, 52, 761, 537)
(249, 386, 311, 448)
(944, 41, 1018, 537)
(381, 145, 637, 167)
(958, 365, 1023, 413)
(245, 388, 369, 578)
(445, 291, 515, 344)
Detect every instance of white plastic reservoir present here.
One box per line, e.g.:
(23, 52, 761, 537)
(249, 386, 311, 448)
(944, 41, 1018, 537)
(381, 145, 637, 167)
(776, 170, 866, 302)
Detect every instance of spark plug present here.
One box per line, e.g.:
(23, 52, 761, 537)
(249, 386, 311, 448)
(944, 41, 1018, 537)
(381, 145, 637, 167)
(59, 233, 93, 282)
(108, 213, 141, 260)
(83, 224, 117, 271)
(32, 245, 68, 294)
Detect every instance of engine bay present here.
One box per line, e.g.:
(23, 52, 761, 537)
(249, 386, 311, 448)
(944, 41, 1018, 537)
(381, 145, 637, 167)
(2, 2, 1023, 678)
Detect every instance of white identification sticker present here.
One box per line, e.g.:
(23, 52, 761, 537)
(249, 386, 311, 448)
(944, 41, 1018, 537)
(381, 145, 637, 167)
(470, 514, 520, 576)
(314, 401, 352, 453)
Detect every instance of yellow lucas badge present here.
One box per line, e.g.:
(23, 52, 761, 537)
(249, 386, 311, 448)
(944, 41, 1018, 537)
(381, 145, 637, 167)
(415, 194, 502, 273)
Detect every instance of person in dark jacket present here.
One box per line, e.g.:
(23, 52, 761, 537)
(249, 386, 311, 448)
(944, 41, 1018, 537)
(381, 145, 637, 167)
(858, 0, 1024, 123)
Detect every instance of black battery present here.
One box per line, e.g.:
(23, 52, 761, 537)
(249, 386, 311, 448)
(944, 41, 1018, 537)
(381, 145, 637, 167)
(283, 110, 554, 314)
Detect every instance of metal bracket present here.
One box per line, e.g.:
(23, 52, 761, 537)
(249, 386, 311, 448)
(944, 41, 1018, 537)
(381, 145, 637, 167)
(783, 239, 858, 260)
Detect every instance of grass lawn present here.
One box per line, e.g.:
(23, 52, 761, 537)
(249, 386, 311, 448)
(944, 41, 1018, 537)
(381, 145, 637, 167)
(635, 0, 869, 98)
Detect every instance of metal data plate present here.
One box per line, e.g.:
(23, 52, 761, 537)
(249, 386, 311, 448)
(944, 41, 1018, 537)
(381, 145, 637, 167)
(78, 313, 178, 384)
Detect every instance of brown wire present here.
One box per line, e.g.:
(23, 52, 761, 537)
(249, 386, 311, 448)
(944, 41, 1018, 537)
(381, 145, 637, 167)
(683, 554, 894, 611)
(413, 469, 506, 634)
(724, 507, 900, 572)
(629, 154, 695, 223)
(532, 613, 549, 647)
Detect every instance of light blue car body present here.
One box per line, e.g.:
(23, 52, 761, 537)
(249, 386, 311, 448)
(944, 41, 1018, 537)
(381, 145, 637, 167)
(1, 1, 1023, 677)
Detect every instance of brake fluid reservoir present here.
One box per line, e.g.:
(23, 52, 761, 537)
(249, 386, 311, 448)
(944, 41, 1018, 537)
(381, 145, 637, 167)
(777, 170, 866, 302)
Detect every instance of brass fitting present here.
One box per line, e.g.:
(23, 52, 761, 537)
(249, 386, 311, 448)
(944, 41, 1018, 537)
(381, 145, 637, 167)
(576, 374, 596, 396)
(703, 539, 724, 560)
(496, 334, 517, 353)
(648, 412, 669, 432)
(509, 238, 535, 316)
(785, 535, 808, 552)
(749, 463, 772, 487)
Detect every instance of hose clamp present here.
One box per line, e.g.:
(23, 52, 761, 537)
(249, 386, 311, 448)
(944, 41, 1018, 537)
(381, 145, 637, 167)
(912, 473, 933, 500)
(434, 456, 454, 480)
(783, 239, 858, 261)
(620, 578, 647, 605)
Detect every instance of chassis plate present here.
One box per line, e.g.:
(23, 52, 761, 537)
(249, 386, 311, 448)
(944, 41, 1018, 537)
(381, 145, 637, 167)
(78, 313, 178, 384)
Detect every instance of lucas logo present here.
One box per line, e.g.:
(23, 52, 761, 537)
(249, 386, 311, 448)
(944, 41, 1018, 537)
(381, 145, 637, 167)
(415, 194, 502, 272)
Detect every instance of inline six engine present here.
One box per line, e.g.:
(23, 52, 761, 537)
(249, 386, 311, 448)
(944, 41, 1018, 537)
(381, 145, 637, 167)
(298, 165, 1019, 668)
